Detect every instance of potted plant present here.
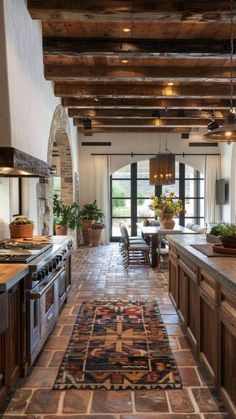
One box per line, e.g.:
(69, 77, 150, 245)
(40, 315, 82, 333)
(9, 215, 34, 238)
(209, 222, 236, 248)
(89, 221, 105, 246)
(149, 192, 184, 229)
(53, 194, 81, 235)
(80, 200, 104, 245)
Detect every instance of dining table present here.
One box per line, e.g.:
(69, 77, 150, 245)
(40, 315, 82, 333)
(137, 224, 197, 267)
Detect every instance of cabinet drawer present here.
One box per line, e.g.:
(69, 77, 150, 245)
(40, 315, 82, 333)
(199, 269, 216, 302)
(220, 287, 236, 326)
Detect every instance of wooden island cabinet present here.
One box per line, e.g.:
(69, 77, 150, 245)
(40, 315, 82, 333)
(168, 235, 236, 419)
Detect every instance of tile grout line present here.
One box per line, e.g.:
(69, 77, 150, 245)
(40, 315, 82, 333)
(187, 386, 201, 413)
(57, 389, 66, 415)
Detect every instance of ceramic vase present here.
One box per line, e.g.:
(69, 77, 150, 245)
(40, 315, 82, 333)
(160, 213, 175, 229)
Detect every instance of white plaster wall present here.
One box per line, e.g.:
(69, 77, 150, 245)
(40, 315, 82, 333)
(79, 130, 218, 205)
(0, 2, 11, 147)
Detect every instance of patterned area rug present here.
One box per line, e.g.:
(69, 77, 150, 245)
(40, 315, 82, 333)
(54, 300, 181, 390)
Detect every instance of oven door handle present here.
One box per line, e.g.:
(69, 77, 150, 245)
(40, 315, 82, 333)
(28, 267, 66, 300)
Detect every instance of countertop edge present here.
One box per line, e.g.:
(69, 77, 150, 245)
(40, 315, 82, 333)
(0, 265, 29, 292)
(167, 235, 236, 294)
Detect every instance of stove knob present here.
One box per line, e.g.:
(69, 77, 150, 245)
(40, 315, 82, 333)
(48, 263, 53, 272)
(40, 270, 45, 280)
(32, 272, 38, 281)
(44, 266, 49, 275)
(52, 259, 57, 269)
(59, 254, 63, 261)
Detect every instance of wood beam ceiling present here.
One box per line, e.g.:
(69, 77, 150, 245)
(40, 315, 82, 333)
(27, 1, 235, 134)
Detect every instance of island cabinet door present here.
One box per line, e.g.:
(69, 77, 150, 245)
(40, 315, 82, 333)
(0, 293, 8, 405)
(169, 245, 178, 308)
(199, 270, 218, 387)
(7, 282, 22, 387)
(218, 287, 236, 418)
(178, 257, 199, 350)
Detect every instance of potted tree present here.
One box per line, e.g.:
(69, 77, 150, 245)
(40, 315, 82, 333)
(9, 215, 34, 238)
(80, 200, 104, 245)
(53, 194, 81, 235)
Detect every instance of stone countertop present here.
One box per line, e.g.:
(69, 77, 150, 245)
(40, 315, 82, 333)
(167, 234, 236, 293)
(0, 264, 29, 291)
(0, 235, 71, 292)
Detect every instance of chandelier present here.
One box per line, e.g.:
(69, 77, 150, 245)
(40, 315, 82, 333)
(203, 0, 236, 143)
(149, 131, 175, 185)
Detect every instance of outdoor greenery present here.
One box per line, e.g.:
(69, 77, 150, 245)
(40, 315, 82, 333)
(150, 192, 184, 217)
(80, 200, 104, 221)
(53, 194, 81, 230)
(210, 222, 236, 237)
(10, 215, 34, 225)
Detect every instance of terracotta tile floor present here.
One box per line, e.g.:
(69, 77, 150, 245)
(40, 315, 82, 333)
(1, 244, 229, 419)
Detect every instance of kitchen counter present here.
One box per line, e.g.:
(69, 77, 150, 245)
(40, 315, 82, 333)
(0, 264, 29, 291)
(167, 234, 236, 293)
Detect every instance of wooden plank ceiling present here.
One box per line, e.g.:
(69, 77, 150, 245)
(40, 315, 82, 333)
(28, 0, 236, 135)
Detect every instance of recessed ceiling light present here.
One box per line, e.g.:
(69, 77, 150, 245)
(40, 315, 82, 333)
(122, 28, 131, 33)
(167, 82, 174, 86)
(122, 59, 128, 64)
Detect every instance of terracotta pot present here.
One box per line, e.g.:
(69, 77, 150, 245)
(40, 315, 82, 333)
(9, 223, 34, 238)
(89, 228, 103, 246)
(160, 213, 175, 229)
(55, 224, 68, 235)
(82, 219, 94, 245)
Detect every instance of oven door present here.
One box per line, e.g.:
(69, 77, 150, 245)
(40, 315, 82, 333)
(28, 266, 64, 363)
(58, 265, 67, 310)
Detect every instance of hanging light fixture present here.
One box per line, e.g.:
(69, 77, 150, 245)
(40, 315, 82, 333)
(203, 0, 236, 143)
(149, 132, 175, 185)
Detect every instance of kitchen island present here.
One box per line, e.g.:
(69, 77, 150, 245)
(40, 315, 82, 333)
(168, 234, 236, 419)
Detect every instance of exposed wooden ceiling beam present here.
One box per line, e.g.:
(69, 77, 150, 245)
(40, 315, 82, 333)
(74, 118, 210, 127)
(62, 97, 231, 109)
(68, 109, 224, 119)
(28, 1, 236, 22)
(78, 127, 191, 134)
(43, 38, 232, 57)
(45, 65, 236, 83)
(55, 83, 236, 99)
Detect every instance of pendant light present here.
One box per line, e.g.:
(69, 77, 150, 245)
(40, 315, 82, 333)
(203, 0, 236, 143)
(149, 132, 175, 185)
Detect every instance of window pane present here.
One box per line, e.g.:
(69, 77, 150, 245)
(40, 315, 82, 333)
(112, 218, 131, 237)
(175, 161, 179, 178)
(137, 179, 155, 197)
(112, 180, 131, 197)
(162, 181, 179, 196)
(185, 165, 195, 178)
(185, 199, 196, 217)
(53, 176, 61, 197)
(137, 198, 155, 217)
(112, 199, 131, 217)
(185, 179, 196, 197)
(137, 160, 149, 178)
(112, 165, 131, 179)
(200, 179, 204, 197)
(200, 198, 204, 217)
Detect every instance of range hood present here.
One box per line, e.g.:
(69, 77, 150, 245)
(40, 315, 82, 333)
(0, 147, 52, 177)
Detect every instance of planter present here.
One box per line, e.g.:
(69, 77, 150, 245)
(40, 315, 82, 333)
(219, 235, 236, 248)
(82, 219, 94, 245)
(89, 228, 103, 246)
(9, 223, 34, 238)
(160, 213, 175, 229)
(55, 224, 68, 235)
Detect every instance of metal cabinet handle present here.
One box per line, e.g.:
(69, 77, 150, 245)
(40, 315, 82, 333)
(28, 267, 65, 300)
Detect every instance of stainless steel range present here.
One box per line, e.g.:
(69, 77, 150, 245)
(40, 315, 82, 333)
(0, 238, 72, 366)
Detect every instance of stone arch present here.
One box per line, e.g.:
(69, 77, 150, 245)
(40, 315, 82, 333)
(37, 105, 74, 235)
(48, 104, 74, 204)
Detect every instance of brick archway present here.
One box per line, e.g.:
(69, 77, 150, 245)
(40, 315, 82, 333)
(37, 105, 74, 235)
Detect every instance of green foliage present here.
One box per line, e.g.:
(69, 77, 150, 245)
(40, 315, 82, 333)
(53, 194, 81, 230)
(210, 222, 236, 237)
(10, 216, 33, 225)
(80, 200, 104, 221)
(112, 183, 126, 208)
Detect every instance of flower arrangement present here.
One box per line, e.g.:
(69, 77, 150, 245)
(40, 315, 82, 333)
(150, 192, 184, 218)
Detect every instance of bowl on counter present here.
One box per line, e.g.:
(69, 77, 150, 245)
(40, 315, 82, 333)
(219, 235, 236, 248)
